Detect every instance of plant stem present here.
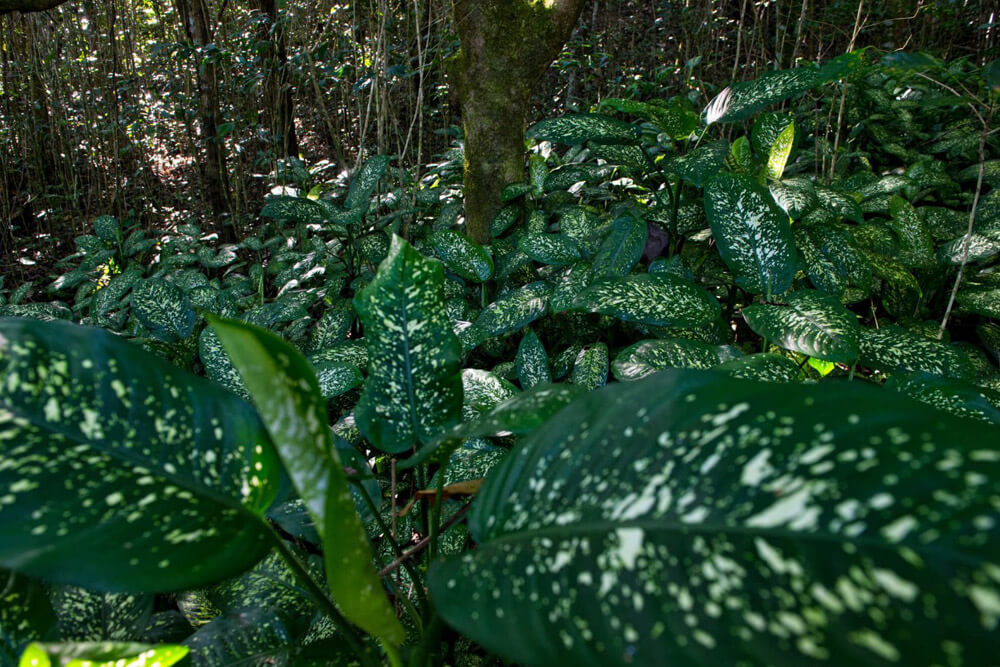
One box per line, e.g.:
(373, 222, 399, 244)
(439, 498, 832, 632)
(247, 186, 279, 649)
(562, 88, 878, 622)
(269, 530, 377, 667)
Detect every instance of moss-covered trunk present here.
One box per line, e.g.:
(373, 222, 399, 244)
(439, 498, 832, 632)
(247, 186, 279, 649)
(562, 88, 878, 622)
(451, 0, 585, 244)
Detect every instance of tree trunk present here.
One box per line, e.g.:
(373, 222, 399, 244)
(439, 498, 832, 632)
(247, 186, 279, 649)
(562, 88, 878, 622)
(450, 0, 585, 244)
(175, 0, 232, 239)
(255, 0, 298, 162)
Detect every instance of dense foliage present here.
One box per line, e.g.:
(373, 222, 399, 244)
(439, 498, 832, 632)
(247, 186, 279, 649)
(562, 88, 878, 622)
(1, 20, 1000, 667)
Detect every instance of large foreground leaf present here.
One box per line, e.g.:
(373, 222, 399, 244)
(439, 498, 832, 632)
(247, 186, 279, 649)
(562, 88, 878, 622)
(19, 643, 187, 667)
(704, 172, 798, 296)
(206, 316, 403, 644)
(0, 318, 282, 592)
(429, 370, 1000, 666)
(353, 235, 463, 454)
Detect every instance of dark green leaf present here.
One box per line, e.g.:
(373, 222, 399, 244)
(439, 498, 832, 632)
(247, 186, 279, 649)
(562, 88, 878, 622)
(471, 282, 551, 342)
(131, 279, 196, 342)
(429, 369, 1000, 666)
(590, 216, 646, 279)
(570, 343, 609, 390)
(518, 234, 581, 266)
(611, 338, 737, 380)
(345, 155, 391, 212)
(570, 273, 721, 328)
(527, 114, 638, 146)
(430, 229, 494, 283)
(704, 172, 798, 296)
(0, 318, 282, 592)
(517, 330, 551, 390)
(716, 353, 805, 382)
(354, 235, 463, 454)
(742, 290, 861, 364)
(886, 373, 1000, 425)
(665, 140, 729, 187)
(1, 571, 55, 664)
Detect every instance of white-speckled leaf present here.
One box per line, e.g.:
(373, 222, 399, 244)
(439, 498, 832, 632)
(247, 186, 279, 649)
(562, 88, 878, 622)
(1, 571, 55, 664)
(463, 369, 519, 419)
(716, 353, 805, 382)
(886, 373, 1000, 425)
(517, 330, 551, 390)
(937, 233, 1000, 265)
(570, 274, 721, 328)
(591, 216, 646, 279)
(131, 279, 196, 342)
(261, 196, 331, 226)
(664, 140, 729, 187)
(206, 315, 404, 645)
(345, 155, 391, 213)
(611, 338, 737, 381)
(527, 114, 638, 146)
(0, 318, 282, 593)
(771, 178, 818, 220)
(50, 586, 152, 641)
(742, 290, 860, 364)
(859, 325, 975, 380)
(353, 235, 463, 454)
(958, 287, 1000, 319)
(705, 68, 822, 124)
(704, 172, 798, 296)
(470, 282, 551, 343)
(429, 369, 1000, 666)
(313, 361, 364, 399)
(518, 234, 581, 266)
(430, 229, 494, 282)
(183, 607, 290, 667)
(570, 344, 609, 390)
(888, 196, 935, 268)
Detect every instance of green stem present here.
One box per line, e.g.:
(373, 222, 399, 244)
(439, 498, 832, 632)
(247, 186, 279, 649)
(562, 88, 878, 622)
(352, 477, 429, 618)
(409, 611, 445, 667)
(427, 469, 447, 561)
(269, 530, 377, 667)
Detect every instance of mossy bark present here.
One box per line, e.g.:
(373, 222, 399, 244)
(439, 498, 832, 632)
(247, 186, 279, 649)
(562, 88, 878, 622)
(451, 0, 585, 244)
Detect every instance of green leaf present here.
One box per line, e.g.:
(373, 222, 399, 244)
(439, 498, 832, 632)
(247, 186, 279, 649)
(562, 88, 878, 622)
(590, 216, 646, 279)
(345, 155, 391, 212)
(430, 229, 494, 283)
(313, 361, 364, 399)
(1, 571, 55, 664)
(549, 262, 593, 313)
(597, 98, 698, 139)
(182, 607, 293, 667)
(353, 235, 463, 453)
(859, 325, 975, 380)
(557, 207, 603, 257)
(716, 353, 805, 382)
(261, 196, 332, 226)
(470, 282, 551, 342)
(198, 327, 250, 400)
(937, 233, 1000, 265)
(570, 343, 609, 390)
(888, 196, 935, 268)
(704, 172, 798, 296)
(429, 369, 1000, 666)
(770, 177, 817, 219)
(958, 287, 1000, 319)
(527, 113, 638, 146)
(463, 369, 519, 418)
(304, 303, 355, 354)
(518, 234, 581, 266)
(570, 273, 721, 328)
(766, 121, 795, 180)
(131, 279, 196, 342)
(611, 338, 736, 380)
(664, 139, 729, 187)
(0, 318, 282, 592)
(742, 290, 861, 364)
(886, 373, 1000, 425)
(705, 67, 823, 124)
(490, 205, 521, 238)
(19, 643, 187, 667)
(205, 315, 403, 645)
(50, 587, 152, 641)
(516, 330, 551, 390)
(93, 216, 121, 243)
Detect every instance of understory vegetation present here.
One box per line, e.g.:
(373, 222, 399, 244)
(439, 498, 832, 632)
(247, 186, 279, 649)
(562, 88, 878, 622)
(1, 2, 1000, 666)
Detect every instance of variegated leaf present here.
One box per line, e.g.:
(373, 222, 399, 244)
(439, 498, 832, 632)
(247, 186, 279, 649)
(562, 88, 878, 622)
(571, 273, 721, 328)
(353, 235, 463, 454)
(612, 338, 738, 381)
(704, 172, 798, 297)
(742, 290, 861, 364)
(430, 229, 494, 283)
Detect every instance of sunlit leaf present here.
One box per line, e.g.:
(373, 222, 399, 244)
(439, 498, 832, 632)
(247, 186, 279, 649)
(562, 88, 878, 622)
(742, 290, 861, 364)
(527, 113, 639, 146)
(570, 274, 720, 328)
(612, 338, 737, 380)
